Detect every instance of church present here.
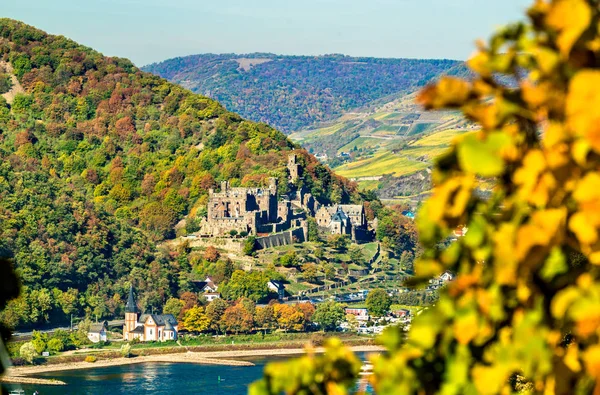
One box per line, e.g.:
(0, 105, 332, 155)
(123, 286, 179, 342)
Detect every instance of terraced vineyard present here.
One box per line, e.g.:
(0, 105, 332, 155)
(290, 91, 474, 198)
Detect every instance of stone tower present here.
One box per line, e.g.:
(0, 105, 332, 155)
(287, 154, 300, 183)
(123, 285, 138, 340)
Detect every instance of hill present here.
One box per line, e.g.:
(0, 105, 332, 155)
(290, 92, 475, 202)
(142, 54, 466, 133)
(0, 19, 361, 328)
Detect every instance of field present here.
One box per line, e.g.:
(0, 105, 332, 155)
(335, 151, 429, 178)
(291, 90, 471, 186)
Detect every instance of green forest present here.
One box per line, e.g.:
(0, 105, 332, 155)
(0, 19, 364, 329)
(143, 53, 466, 133)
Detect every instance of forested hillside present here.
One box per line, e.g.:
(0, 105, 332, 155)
(143, 54, 466, 133)
(0, 19, 360, 328)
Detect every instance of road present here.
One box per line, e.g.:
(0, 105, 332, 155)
(13, 319, 124, 338)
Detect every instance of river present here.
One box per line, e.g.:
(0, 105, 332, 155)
(5, 356, 374, 394)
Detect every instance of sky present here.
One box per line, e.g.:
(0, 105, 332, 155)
(3, 0, 531, 67)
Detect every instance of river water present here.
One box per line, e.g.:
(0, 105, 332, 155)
(5, 356, 375, 394)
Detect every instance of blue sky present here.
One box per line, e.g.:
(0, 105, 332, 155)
(3, 0, 531, 66)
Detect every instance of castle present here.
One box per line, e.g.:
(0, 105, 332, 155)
(197, 154, 314, 238)
(315, 204, 369, 242)
(196, 153, 371, 242)
(123, 286, 178, 342)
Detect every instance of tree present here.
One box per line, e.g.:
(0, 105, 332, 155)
(254, 1, 600, 393)
(243, 236, 256, 256)
(120, 343, 132, 358)
(221, 270, 269, 302)
(345, 314, 359, 332)
(328, 234, 349, 252)
(221, 303, 254, 334)
(255, 305, 276, 332)
(47, 338, 65, 353)
(203, 246, 220, 262)
(348, 245, 364, 264)
(183, 306, 210, 333)
(296, 302, 316, 330)
(398, 250, 414, 273)
(31, 330, 48, 354)
(206, 298, 228, 334)
(279, 252, 298, 268)
(323, 263, 336, 280)
(20, 342, 38, 364)
(274, 304, 304, 332)
(365, 289, 391, 317)
(163, 297, 185, 319)
(307, 217, 320, 242)
(312, 301, 345, 332)
(301, 263, 319, 283)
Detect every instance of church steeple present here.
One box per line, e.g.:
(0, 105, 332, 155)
(125, 284, 137, 314)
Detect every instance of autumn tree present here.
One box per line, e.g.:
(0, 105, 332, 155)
(205, 298, 228, 334)
(221, 302, 254, 334)
(183, 306, 209, 333)
(253, 1, 600, 393)
(274, 304, 305, 332)
(255, 304, 277, 332)
(204, 246, 220, 262)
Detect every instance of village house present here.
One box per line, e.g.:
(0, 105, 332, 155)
(191, 276, 221, 301)
(87, 321, 108, 343)
(345, 307, 369, 321)
(267, 280, 286, 300)
(123, 286, 178, 342)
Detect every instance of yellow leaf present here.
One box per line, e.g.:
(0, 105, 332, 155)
(418, 77, 471, 109)
(453, 311, 479, 345)
(546, 0, 592, 57)
(569, 211, 598, 245)
(584, 345, 600, 378)
(564, 344, 582, 373)
(567, 70, 600, 153)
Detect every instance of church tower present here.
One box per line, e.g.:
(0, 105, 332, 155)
(123, 285, 138, 341)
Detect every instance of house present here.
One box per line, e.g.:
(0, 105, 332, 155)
(87, 321, 108, 343)
(345, 307, 369, 321)
(204, 292, 221, 302)
(440, 271, 454, 282)
(123, 286, 178, 342)
(268, 280, 286, 300)
(194, 276, 218, 293)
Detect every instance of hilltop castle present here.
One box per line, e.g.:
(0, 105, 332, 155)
(195, 153, 372, 242)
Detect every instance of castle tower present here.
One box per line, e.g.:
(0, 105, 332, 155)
(220, 180, 229, 193)
(269, 177, 278, 194)
(287, 154, 300, 183)
(123, 285, 138, 341)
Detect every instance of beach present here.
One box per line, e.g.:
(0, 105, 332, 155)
(2, 345, 384, 385)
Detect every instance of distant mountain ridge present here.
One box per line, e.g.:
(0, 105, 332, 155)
(143, 53, 467, 133)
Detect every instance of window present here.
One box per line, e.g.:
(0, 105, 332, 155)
(159, 330, 162, 338)
(149, 329, 153, 336)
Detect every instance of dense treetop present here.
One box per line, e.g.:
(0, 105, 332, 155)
(143, 53, 466, 133)
(0, 19, 360, 328)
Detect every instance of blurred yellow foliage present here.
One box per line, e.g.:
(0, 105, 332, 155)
(250, 0, 600, 393)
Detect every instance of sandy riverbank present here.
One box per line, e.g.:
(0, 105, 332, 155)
(2, 345, 384, 384)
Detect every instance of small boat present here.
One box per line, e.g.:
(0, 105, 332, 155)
(8, 389, 25, 395)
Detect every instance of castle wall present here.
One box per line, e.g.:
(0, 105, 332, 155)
(255, 227, 306, 250)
